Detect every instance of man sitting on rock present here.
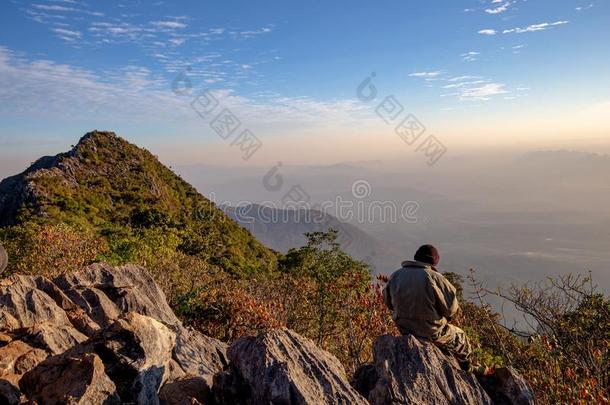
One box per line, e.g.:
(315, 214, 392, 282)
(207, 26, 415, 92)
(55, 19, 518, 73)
(383, 244, 473, 370)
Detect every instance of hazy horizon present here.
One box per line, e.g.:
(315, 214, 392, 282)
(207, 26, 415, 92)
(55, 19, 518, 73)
(1, 0, 610, 172)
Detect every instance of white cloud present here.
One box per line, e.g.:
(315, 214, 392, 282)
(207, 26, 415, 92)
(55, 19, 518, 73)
(0, 46, 370, 132)
(33, 4, 75, 12)
(89, 21, 143, 40)
(503, 20, 568, 34)
(168, 38, 186, 46)
(458, 83, 508, 101)
(447, 75, 481, 82)
(31, 3, 103, 17)
(478, 29, 497, 35)
(432, 74, 511, 102)
(151, 21, 187, 29)
(52, 28, 82, 42)
(442, 80, 486, 89)
(575, 4, 594, 11)
(409, 71, 442, 78)
(485, 1, 512, 14)
(461, 51, 480, 62)
(230, 26, 273, 39)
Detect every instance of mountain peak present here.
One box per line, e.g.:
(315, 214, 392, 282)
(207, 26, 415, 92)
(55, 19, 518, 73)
(75, 130, 121, 148)
(0, 131, 277, 276)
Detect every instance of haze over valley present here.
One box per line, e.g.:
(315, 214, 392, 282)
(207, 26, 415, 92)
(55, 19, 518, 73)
(178, 149, 610, 297)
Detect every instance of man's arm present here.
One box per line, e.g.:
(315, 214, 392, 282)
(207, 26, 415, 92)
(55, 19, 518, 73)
(431, 274, 459, 319)
(382, 281, 393, 311)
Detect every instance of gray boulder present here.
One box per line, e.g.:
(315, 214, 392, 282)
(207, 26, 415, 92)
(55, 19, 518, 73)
(173, 326, 228, 386)
(54, 263, 181, 329)
(89, 312, 177, 404)
(478, 366, 536, 405)
(159, 375, 209, 405)
(0, 263, 230, 404)
(0, 274, 74, 330)
(0, 339, 48, 404)
(367, 334, 493, 405)
(20, 352, 120, 405)
(219, 327, 368, 405)
(15, 321, 88, 355)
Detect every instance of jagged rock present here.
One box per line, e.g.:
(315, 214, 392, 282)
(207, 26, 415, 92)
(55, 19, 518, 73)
(89, 312, 177, 404)
(0, 339, 47, 404)
(20, 352, 120, 405)
(54, 263, 181, 329)
(368, 334, 493, 405)
(159, 376, 209, 405)
(15, 321, 88, 355)
(0, 331, 12, 345)
(479, 366, 536, 405)
(0, 340, 48, 377)
(167, 358, 187, 381)
(0, 274, 74, 330)
(0, 264, 236, 404)
(221, 327, 368, 405)
(173, 326, 228, 388)
(33, 275, 100, 336)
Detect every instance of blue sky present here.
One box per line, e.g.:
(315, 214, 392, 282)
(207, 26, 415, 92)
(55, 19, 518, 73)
(0, 0, 609, 172)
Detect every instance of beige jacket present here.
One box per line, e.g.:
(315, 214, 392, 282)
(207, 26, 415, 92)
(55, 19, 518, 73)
(383, 260, 459, 338)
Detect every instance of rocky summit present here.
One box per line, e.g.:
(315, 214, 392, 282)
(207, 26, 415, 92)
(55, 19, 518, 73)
(0, 263, 533, 404)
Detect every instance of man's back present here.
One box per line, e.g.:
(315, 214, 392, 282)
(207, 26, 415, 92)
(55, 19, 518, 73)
(383, 260, 458, 338)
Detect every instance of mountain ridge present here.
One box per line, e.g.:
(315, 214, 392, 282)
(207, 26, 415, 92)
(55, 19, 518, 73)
(0, 130, 277, 277)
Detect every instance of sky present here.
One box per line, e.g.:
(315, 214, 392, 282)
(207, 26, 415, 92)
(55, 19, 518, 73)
(0, 0, 609, 174)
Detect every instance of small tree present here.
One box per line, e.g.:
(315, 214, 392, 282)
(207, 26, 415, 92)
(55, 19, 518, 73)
(280, 229, 370, 345)
(487, 274, 610, 403)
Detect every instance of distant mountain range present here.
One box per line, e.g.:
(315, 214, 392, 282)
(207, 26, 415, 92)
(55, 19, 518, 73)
(223, 203, 404, 272)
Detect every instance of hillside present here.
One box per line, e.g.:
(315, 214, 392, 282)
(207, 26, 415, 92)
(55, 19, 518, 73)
(223, 203, 402, 272)
(0, 131, 277, 277)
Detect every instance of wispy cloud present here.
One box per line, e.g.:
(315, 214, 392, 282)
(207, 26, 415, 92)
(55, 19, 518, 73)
(31, 3, 103, 17)
(458, 83, 508, 101)
(410, 71, 512, 102)
(503, 20, 568, 34)
(151, 20, 187, 29)
(512, 44, 525, 54)
(575, 4, 594, 11)
(461, 51, 480, 62)
(447, 75, 481, 82)
(230, 26, 273, 40)
(33, 4, 74, 12)
(0, 46, 369, 132)
(408, 71, 442, 78)
(52, 27, 82, 42)
(485, 1, 512, 14)
(478, 29, 497, 35)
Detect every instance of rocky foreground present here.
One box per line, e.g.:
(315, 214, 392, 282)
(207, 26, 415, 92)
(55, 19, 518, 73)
(0, 264, 534, 404)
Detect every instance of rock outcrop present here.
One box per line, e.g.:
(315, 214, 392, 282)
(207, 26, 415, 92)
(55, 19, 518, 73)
(215, 328, 368, 404)
(20, 352, 120, 405)
(0, 264, 227, 404)
(354, 334, 534, 405)
(0, 263, 534, 404)
(362, 334, 493, 404)
(479, 366, 536, 405)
